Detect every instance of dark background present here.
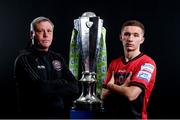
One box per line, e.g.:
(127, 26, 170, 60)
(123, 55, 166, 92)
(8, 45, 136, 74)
(0, 0, 179, 118)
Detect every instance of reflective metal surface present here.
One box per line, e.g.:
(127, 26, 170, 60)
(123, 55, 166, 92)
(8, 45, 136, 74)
(73, 71, 102, 111)
(72, 12, 104, 111)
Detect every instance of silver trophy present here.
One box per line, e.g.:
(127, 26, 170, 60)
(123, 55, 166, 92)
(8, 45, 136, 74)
(71, 12, 104, 111)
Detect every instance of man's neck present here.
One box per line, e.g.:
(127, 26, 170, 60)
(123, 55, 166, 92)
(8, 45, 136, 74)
(32, 45, 49, 52)
(124, 50, 141, 62)
(37, 48, 48, 52)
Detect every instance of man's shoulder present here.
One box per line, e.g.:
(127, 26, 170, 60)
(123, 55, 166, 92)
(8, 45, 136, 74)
(108, 57, 122, 67)
(16, 49, 31, 59)
(141, 54, 156, 65)
(111, 57, 122, 63)
(49, 50, 62, 57)
(49, 50, 65, 61)
(14, 49, 32, 66)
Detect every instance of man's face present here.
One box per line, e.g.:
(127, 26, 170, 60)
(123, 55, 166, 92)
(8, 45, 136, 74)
(120, 26, 144, 52)
(33, 21, 53, 51)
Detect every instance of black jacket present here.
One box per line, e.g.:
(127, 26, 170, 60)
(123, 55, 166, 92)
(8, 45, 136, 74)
(14, 47, 79, 118)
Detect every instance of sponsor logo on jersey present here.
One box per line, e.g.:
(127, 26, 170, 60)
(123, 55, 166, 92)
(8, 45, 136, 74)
(52, 60, 62, 71)
(137, 71, 152, 82)
(141, 63, 154, 73)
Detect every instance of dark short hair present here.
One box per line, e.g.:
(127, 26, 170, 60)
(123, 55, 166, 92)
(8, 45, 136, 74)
(30, 16, 54, 32)
(121, 20, 145, 34)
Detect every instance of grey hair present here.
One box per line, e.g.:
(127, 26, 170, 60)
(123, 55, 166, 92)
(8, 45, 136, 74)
(30, 16, 54, 32)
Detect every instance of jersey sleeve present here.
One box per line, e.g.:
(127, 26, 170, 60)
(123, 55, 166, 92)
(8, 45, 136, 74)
(130, 59, 156, 90)
(104, 60, 115, 85)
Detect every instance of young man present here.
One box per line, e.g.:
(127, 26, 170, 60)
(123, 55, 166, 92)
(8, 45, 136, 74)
(14, 17, 79, 118)
(102, 20, 156, 119)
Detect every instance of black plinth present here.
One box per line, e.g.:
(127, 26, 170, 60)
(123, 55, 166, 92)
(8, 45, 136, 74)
(73, 101, 102, 111)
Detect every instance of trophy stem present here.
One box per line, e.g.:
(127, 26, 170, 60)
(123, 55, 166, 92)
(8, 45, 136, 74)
(73, 71, 102, 111)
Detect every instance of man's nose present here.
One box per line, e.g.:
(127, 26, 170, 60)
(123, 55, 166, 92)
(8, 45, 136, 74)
(128, 35, 134, 41)
(43, 31, 48, 37)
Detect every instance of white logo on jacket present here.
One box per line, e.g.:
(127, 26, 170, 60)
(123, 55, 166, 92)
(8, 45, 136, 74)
(37, 65, 45, 69)
(52, 60, 62, 71)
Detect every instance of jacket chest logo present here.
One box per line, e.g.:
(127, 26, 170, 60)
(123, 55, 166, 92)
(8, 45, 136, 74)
(52, 60, 62, 71)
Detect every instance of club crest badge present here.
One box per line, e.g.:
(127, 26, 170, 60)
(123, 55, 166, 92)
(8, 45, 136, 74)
(52, 60, 62, 71)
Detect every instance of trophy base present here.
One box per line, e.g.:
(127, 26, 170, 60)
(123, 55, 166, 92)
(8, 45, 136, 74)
(72, 71, 103, 112)
(73, 100, 102, 111)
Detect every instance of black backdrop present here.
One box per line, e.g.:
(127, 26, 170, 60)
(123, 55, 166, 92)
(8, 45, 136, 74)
(0, 0, 179, 118)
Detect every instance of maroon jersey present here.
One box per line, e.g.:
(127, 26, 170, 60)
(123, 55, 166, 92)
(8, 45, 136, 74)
(104, 53, 156, 119)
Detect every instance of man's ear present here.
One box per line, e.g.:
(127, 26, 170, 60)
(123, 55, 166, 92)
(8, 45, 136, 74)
(30, 31, 35, 45)
(119, 34, 122, 41)
(30, 31, 35, 39)
(140, 36, 145, 44)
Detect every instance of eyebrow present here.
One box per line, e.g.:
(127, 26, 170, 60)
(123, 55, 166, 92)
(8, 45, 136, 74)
(124, 32, 139, 34)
